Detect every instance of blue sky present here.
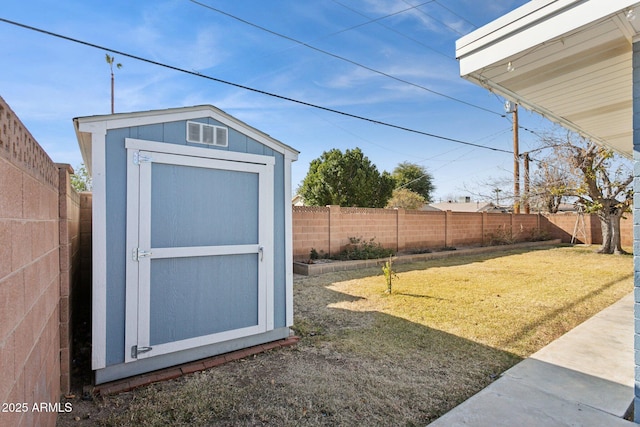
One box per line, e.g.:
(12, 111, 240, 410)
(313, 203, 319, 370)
(0, 0, 553, 201)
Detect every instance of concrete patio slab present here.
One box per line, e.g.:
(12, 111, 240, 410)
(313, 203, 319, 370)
(429, 292, 635, 426)
(430, 375, 633, 427)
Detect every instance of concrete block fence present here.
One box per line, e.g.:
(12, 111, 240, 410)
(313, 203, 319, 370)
(0, 96, 85, 427)
(292, 205, 632, 260)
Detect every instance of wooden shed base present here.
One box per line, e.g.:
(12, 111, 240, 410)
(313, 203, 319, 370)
(92, 336, 300, 396)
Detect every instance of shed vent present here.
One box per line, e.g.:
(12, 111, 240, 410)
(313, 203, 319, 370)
(186, 121, 228, 147)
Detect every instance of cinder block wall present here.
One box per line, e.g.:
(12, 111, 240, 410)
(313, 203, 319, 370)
(292, 206, 329, 258)
(77, 193, 92, 305)
(292, 205, 632, 259)
(541, 213, 633, 247)
(0, 96, 81, 427)
(403, 210, 446, 249)
(57, 165, 80, 394)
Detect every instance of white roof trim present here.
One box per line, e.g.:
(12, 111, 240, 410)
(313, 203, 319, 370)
(74, 105, 299, 168)
(457, 0, 639, 76)
(456, 0, 640, 157)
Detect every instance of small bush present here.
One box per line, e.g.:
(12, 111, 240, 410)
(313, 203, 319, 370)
(406, 248, 432, 255)
(486, 225, 551, 246)
(333, 236, 395, 260)
(486, 225, 515, 246)
(526, 228, 551, 242)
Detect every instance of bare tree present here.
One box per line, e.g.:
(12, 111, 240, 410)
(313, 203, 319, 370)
(463, 175, 513, 208)
(536, 131, 632, 254)
(529, 157, 576, 213)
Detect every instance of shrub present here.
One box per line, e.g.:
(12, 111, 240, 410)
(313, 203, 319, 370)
(486, 225, 551, 246)
(526, 228, 551, 242)
(333, 237, 395, 260)
(406, 248, 432, 255)
(485, 225, 515, 246)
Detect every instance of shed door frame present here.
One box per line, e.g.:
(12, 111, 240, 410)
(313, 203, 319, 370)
(123, 138, 275, 363)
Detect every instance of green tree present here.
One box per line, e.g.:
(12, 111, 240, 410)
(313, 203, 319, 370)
(299, 147, 394, 207)
(392, 162, 435, 202)
(71, 164, 92, 192)
(386, 188, 426, 209)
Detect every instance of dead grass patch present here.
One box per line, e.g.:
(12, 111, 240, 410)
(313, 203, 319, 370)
(57, 246, 632, 426)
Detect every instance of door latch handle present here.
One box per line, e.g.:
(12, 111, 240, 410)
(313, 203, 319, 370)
(258, 245, 264, 261)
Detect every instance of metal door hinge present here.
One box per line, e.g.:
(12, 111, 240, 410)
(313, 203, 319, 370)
(132, 248, 152, 261)
(131, 345, 153, 359)
(133, 152, 153, 165)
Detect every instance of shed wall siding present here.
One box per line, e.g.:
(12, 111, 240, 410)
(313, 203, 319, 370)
(105, 128, 128, 366)
(101, 118, 288, 369)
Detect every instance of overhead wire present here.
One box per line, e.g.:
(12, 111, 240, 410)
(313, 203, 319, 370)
(230, 0, 444, 73)
(398, 0, 465, 36)
(0, 17, 513, 154)
(330, 0, 453, 60)
(432, 0, 478, 29)
(320, 0, 436, 40)
(187, 0, 504, 117)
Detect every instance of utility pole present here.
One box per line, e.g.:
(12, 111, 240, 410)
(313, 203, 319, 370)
(512, 104, 520, 214)
(523, 152, 530, 214)
(105, 54, 122, 114)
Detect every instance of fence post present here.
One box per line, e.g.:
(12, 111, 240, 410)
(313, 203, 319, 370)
(56, 163, 82, 395)
(396, 208, 405, 253)
(510, 212, 515, 237)
(482, 211, 488, 246)
(327, 205, 341, 257)
(445, 210, 453, 248)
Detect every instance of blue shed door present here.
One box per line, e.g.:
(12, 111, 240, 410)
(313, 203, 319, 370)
(124, 142, 274, 362)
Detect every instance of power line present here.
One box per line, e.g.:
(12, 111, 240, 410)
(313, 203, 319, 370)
(331, 0, 453, 60)
(324, 0, 436, 40)
(491, 93, 550, 141)
(432, 0, 478, 29)
(208, 1, 440, 77)
(399, 0, 464, 36)
(0, 17, 512, 154)
(187, 0, 503, 117)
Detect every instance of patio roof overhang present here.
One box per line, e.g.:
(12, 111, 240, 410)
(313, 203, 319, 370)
(456, 0, 640, 158)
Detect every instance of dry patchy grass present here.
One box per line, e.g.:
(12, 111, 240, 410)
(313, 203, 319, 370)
(326, 245, 633, 357)
(58, 246, 632, 427)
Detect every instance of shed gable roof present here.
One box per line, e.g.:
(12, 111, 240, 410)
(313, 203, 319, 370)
(74, 105, 299, 171)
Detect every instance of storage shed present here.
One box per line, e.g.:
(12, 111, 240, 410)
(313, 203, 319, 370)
(74, 105, 299, 383)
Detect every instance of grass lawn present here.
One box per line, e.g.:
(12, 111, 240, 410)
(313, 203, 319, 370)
(58, 246, 633, 426)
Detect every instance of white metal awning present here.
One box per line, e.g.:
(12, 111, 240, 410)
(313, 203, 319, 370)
(456, 0, 640, 157)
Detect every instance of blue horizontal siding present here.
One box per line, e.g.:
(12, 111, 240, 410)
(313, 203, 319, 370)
(103, 117, 287, 367)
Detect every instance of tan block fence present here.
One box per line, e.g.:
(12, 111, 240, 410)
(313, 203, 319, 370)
(293, 205, 632, 260)
(0, 96, 88, 427)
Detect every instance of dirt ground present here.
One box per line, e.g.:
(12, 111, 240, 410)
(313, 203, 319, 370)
(58, 272, 516, 426)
